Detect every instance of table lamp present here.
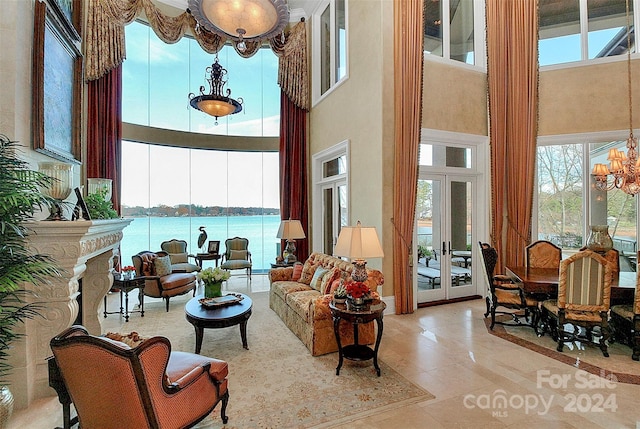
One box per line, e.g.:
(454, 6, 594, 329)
(333, 221, 384, 282)
(277, 219, 306, 264)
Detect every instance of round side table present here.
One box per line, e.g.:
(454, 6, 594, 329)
(329, 299, 386, 376)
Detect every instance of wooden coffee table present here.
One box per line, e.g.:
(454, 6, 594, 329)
(184, 293, 253, 354)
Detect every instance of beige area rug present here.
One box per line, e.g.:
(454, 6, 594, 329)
(485, 316, 640, 385)
(116, 292, 434, 428)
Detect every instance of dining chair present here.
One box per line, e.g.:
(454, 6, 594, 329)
(541, 250, 612, 357)
(479, 242, 538, 331)
(579, 246, 620, 285)
(525, 240, 562, 269)
(610, 251, 640, 360)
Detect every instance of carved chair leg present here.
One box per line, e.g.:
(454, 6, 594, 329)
(484, 296, 490, 318)
(220, 390, 229, 424)
(599, 326, 610, 358)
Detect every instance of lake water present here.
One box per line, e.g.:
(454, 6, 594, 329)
(120, 215, 282, 273)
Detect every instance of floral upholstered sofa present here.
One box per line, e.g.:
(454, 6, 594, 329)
(269, 252, 384, 356)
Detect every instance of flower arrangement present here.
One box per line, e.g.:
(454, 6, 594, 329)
(197, 266, 231, 284)
(346, 281, 370, 299)
(121, 265, 136, 273)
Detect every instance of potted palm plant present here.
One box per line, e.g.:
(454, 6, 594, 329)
(0, 135, 62, 427)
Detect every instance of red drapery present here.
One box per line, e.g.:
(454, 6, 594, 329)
(86, 65, 122, 215)
(279, 90, 309, 262)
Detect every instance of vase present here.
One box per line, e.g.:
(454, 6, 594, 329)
(346, 295, 368, 311)
(0, 387, 14, 429)
(204, 281, 223, 298)
(333, 297, 347, 305)
(586, 225, 613, 253)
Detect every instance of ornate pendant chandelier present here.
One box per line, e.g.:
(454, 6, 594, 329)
(592, 0, 638, 195)
(188, 55, 243, 125)
(188, 0, 289, 51)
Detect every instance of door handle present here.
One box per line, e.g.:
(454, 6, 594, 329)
(442, 241, 446, 256)
(448, 241, 452, 255)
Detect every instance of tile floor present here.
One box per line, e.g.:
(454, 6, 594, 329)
(8, 275, 640, 428)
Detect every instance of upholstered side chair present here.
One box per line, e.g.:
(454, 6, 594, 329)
(525, 240, 562, 269)
(610, 251, 640, 360)
(220, 237, 252, 280)
(50, 325, 229, 428)
(132, 251, 197, 311)
(160, 239, 201, 273)
(541, 250, 612, 357)
(479, 242, 538, 331)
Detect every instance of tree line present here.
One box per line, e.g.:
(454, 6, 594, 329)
(122, 204, 280, 217)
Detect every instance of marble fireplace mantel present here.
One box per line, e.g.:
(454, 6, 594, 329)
(10, 219, 132, 409)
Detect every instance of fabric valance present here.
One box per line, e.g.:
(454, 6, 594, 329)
(85, 0, 308, 110)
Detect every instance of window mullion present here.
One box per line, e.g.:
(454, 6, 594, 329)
(579, 0, 588, 61)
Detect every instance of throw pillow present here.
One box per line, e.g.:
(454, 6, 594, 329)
(104, 331, 147, 348)
(229, 249, 247, 260)
(154, 255, 172, 277)
(320, 267, 341, 294)
(169, 252, 188, 264)
(299, 262, 319, 285)
(291, 262, 303, 282)
(140, 253, 157, 277)
(309, 267, 329, 291)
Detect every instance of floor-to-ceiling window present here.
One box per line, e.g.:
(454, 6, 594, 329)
(535, 136, 638, 272)
(120, 21, 281, 273)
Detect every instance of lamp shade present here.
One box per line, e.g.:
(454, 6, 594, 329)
(276, 219, 306, 240)
(333, 221, 384, 259)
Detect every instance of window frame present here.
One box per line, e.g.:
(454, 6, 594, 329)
(423, 0, 486, 72)
(311, 0, 349, 106)
(539, 0, 640, 70)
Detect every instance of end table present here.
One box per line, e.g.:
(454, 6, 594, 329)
(196, 253, 221, 268)
(104, 273, 145, 322)
(329, 299, 386, 376)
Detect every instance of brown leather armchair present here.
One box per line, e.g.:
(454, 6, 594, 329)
(132, 251, 197, 311)
(50, 325, 229, 428)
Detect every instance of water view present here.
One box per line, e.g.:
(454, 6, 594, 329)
(120, 215, 281, 273)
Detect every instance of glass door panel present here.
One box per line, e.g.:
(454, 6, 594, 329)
(416, 175, 475, 303)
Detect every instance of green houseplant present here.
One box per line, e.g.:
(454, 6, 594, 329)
(85, 187, 118, 219)
(0, 135, 62, 425)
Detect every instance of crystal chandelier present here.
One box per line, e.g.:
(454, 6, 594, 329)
(592, 0, 638, 195)
(188, 55, 243, 125)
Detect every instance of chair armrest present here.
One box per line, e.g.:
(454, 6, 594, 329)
(168, 365, 206, 391)
(493, 274, 512, 282)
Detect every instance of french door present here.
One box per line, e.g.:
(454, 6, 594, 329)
(415, 174, 476, 303)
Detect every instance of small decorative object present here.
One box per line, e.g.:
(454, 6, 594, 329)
(121, 266, 136, 279)
(39, 162, 73, 220)
(197, 226, 208, 252)
(586, 225, 613, 254)
(197, 266, 231, 298)
(346, 281, 371, 311)
(333, 282, 348, 304)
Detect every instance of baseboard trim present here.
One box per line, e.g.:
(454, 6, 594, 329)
(417, 295, 482, 308)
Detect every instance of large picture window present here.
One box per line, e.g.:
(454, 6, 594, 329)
(536, 138, 639, 272)
(120, 141, 280, 273)
(120, 20, 282, 273)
